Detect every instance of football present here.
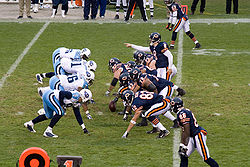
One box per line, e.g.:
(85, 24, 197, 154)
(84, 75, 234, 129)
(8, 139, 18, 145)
(109, 100, 116, 112)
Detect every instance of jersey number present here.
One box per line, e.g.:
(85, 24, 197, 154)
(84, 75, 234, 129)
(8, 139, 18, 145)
(138, 91, 154, 100)
(67, 75, 78, 83)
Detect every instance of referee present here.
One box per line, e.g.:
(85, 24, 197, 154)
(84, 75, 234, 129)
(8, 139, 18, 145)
(124, 0, 147, 22)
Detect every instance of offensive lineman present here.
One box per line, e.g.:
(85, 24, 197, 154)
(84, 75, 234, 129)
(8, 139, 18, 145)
(171, 97, 219, 167)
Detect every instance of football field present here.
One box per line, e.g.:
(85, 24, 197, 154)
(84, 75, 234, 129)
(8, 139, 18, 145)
(0, 19, 249, 167)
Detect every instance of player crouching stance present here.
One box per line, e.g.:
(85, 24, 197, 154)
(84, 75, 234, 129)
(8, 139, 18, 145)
(171, 97, 219, 167)
(121, 90, 171, 139)
(24, 89, 92, 138)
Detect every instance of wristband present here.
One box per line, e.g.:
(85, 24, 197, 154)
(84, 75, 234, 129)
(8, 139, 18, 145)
(130, 120, 136, 125)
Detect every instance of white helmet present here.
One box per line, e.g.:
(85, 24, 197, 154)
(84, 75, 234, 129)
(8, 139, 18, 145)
(79, 89, 92, 103)
(86, 60, 97, 72)
(80, 48, 91, 60)
(84, 71, 95, 86)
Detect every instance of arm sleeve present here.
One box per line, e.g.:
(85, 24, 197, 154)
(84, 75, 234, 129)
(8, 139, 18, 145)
(172, 11, 177, 25)
(163, 50, 173, 69)
(131, 44, 151, 52)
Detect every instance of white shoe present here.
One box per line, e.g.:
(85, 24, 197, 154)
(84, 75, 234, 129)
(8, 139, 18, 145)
(51, 14, 55, 18)
(62, 14, 66, 18)
(24, 121, 36, 133)
(86, 113, 92, 119)
(43, 130, 58, 138)
(34, 4, 39, 13)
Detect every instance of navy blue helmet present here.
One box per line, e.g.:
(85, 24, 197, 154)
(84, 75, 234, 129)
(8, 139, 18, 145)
(129, 68, 141, 82)
(149, 32, 161, 45)
(121, 90, 134, 106)
(171, 97, 184, 113)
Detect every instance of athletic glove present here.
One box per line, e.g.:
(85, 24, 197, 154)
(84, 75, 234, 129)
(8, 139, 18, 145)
(169, 24, 174, 31)
(166, 23, 171, 30)
(178, 143, 188, 157)
(122, 131, 129, 138)
(105, 90, 110, 96)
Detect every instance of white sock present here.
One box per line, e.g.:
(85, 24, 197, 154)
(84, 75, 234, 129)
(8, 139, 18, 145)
(156, 122, 166, 131)
(81, 123, 86, 129)
(51, 9, 56, 16)
(46, 126, 52, 132)
(163, 111, 176, 121)
(194, 40, 199, 44)
(61, 10, 65, 17)
(85, 110, 89, 115)
(29, 120, 34, 126)
(173, 85, 178, 90)
(150, 122, 157, 128)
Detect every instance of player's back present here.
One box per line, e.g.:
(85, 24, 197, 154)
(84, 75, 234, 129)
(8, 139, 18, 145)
(132, 91, 163, 110)
(59, 74, 88, 91)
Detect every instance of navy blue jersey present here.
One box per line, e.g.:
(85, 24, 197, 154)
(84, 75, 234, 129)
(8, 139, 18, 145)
(131, 91, 163, 111)
(167, 2, 188, 20)
(113, 63, 131, 74)
(150, 42, 169, 68)
(136, 65, 157, 76)
(177, 108, 206, 137)
(137, 73, 173, 92)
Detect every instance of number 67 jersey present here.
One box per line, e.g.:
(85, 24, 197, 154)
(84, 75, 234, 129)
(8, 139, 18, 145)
(177, 108, 207, 137)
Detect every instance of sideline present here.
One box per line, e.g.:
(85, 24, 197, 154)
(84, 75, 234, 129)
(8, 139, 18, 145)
(0, 18, 250, 23)
(172, 29, 183, 167)
(0, 21, 50, 90)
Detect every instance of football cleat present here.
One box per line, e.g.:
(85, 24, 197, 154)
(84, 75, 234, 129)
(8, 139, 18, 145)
(177, 88, 186, 96)
(114, 14, 119, 19)
(24, 121, 36, 133)
(83, 128, 89, 134)
(194, 43, 201, 49)
(86, 113, 93, 120)
(123, 114, 128, 121)
(36, 73, 43, 84)
(43, 130, 58, 138)
(147, 127, 160, 134)
(157, 130, 170, 138)
(169, 45, 174, 49)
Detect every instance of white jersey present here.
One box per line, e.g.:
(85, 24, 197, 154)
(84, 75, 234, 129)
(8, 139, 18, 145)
(60, 58, 88, 76)
(53, 89, 81, 107)
(58, 74, 88, 91)
(60, 49, 82, 61)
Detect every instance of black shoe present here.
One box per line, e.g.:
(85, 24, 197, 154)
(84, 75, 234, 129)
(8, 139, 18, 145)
(27, 16, 33, 19)
(83, 128, 89, 134)
(147, 127, 160, 134)
(143, 19, 148, 22)
(83, 17, 89, 20)
(150, 15, 154, 19)
(157, 130, 170, 138)
(17, 16, 23, 19)
(114, 14, 119, 19)
(169, 45, 174, 49)
(171, 119, 179, 128)
(177, 87, 186, 96)
(194, 43, 201, 49)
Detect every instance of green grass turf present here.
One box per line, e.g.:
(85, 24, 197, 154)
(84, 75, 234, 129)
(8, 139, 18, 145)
(0, 21, 249, 167)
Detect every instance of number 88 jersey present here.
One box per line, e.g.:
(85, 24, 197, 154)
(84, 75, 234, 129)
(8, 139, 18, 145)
(131, 91, 163, 111)
(177, 109, 206, 137)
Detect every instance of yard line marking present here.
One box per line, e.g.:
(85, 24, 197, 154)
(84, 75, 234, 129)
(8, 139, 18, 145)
(173, 29, 183, 167)
(0, 21, 50, 90)
(0, 18, 250, 24)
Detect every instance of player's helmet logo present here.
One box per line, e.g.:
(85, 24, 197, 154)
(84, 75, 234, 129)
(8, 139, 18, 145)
(149, 32, 161, 45)
(121, 90, 134, 106)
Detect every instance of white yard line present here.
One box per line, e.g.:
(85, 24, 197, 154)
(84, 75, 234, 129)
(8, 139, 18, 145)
(173, 29, 184, 167)
(0, 21, 50, 90)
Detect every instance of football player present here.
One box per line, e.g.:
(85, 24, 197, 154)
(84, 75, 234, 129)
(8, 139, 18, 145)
(114, 0, 127, 19)
(36, 47, 91, 84)
(105, 58, 132, 96)
(164, 0, 201, 49)
(121, 90, 171, 138)
(171, 97, 219, 167)
(124, 32, 177, 81)
(24, 89, 92, 138)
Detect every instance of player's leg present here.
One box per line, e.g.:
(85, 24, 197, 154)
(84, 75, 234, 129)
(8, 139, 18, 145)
(137, 0, 147, 21)
(122, 0, 127, 18)
(183, 20, 201, 49)
(195, 132, 219, 167)
(61, 0, 68, 18)
(200, 0, 205, 14)
(124, 0, 136, 21)
(72, 106, 89, 134)
(180, 137, 195, 167)
(147, 116, 169, 138)
(226, 0, 232, 14)
(149, 0, 154, 19)
(233, 0, 238, 14)
(190, 0, 199, 15)
(169, 64, 177, 81)
(157, 67, 167, 79)
(51, 0, 59, 18)
(115, 0, 121, 19)
(170, 18, 185, 49)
